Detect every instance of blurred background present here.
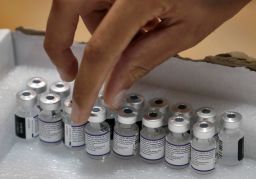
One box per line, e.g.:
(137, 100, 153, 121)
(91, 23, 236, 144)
(0, 0, 255, 59)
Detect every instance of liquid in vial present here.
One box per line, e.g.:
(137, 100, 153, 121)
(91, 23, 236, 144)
(124, 93, 145, 130)
(63, 98, 86, 149)
(50, 81, 70, 107)
(85, 105, 110, 160)
(218, 111, 244, 166)
(113, 106, 139, 159)
(148, 97, 170, 131)
(140, 110, 165, 163)
(27, 77, 47, 109)
(38, 93, 63, 145)
(15, 89, 40, 140)
(165, 115, 191, 169)
(191, 121, 216, 174)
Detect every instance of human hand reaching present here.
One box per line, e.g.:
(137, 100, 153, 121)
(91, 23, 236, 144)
(44, 0, 251, 124)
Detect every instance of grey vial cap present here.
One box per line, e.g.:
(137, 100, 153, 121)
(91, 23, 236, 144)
(27, 77, 47, 94)
(16, 89, 37, 108)
(221, 111, 242, 129)
(63, 98, 72, 114)
(143, 110, 163, 128)
(196, 107, 216, 123)
(39, 93, 61, 111)
(148, 97, 169, 114)
(193, 121, 215, 139)
(124, 93, 145, 111)
(168, 115, 190, 133)
(171, 102, 193, 119)
(50, 81, 71, 99)
(117, 106, 137, 125)
(88, 105, 106, 123)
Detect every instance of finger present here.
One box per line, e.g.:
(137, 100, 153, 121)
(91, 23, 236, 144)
(44, 1, 79, 81)
(104, 22, 196, 108)
(72, 0, 168, 124)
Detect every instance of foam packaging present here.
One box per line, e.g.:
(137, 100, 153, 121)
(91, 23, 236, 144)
(0, 29, 256, 178)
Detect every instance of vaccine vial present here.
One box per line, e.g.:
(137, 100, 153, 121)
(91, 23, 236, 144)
(165, 115, 191, 169)
(63, 98, 86, 149)
(148, 97, 170, 131)
(15, 89, 39, 140)
(113, 106, 139, 159)
(191, 121, 216, 174)
(38, 93, 63, 144)
(124, 93, 145, 130)
(27, 77, 47, 109)
(140, 110, 165, 163)
(50, 81, 70, 106)
(171, 103, 194, 132)
(85, 106, 111, 160)
(218, 111, 244, 166)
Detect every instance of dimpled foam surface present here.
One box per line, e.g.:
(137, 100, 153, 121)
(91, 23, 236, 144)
(0, 66, 256, 178)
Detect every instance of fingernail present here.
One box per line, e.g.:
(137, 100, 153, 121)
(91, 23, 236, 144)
(71, 102, 83, 124)
(112, 90, 126, 109)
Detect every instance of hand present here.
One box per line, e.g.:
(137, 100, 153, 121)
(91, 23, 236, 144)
(44, 0, 251, 124)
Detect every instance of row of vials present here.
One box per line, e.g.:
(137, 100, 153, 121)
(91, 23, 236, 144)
(14, 77, 244, 175)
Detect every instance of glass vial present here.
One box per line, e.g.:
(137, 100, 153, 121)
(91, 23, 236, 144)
(63, 98, 86, 149)
(218, 111, 244, 166)
(27, 77, 47, 109)
(15, 89, 39, 140)
(140, 110, 165, 163)
(38, 93, 63, 144)
(148, 97, 170, 131)
(50, 81, 70, 107)
(165, 115, 191, 169)
(113, 106, 139, 159)
(124, 93, 145, 130)
(85, 106, 110, 160)
(191, 121, 216, 174)
(171, 103, 194, 132)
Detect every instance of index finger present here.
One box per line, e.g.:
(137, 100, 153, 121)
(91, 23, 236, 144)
(72, 0, 167, 123)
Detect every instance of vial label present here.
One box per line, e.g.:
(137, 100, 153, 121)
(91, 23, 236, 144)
(113, 131, 139, 156)
(15, 115, 39, 139)
(64, 123, 85, 147)
(165, 141, 190, 166)
(140, 136, 165, 160)
(39, 119, 63, 143)
(85, 131, 110, 156)
(238, 137, 244, 161)
(191, 147, 216, 172)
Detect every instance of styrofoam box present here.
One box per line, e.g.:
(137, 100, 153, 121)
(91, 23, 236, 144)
(1, 29, 256, 179)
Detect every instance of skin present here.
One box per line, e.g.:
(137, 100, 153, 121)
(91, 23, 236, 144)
(44, 0, 251, 124)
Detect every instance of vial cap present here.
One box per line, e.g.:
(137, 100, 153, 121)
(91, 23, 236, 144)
(196, 107, 216, 123)
(16, 89, 37, 108)
(117, 106, 137, 125)
(193, 121, 215, 139)
(142, 110, 163, 128)
(50, 81, 70, 98)
(221, 111, 242, 129)
(63, 98, 72, 114)
(27, 77, 47, 94)
(124, 93, 144, 111)
(39, 93, 61, 111)
(171, 102, 193, 119)
(88, 106, 106, 123)
(148, 97, 169, 114)
(168, 115, 190, 133)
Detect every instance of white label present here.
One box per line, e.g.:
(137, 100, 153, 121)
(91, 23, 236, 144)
(85, 132, 110, 156)
(39, 119, 63, 143)
(25, 115, 39, 139)
(165, 142, 190, 166)
(191, 147, 216, 172)
(64, 123, 85, 147)
(140, 136, 165, 160)
(113, 131, 138, 156)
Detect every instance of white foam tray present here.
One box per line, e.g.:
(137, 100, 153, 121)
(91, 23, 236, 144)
(1, 29, 256, 178)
